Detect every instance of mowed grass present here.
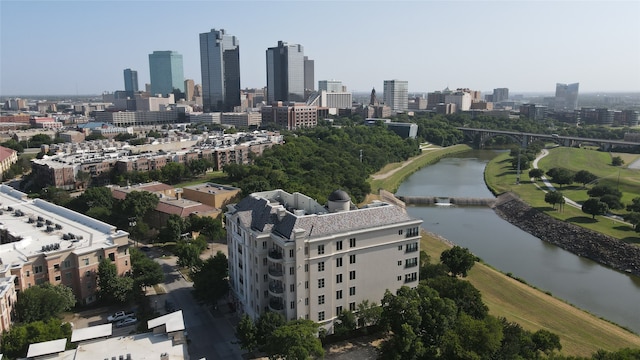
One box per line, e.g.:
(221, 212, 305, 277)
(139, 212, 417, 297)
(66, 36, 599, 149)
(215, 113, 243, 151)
(484, 150, 640, 244)
(420, 232, 640, 357)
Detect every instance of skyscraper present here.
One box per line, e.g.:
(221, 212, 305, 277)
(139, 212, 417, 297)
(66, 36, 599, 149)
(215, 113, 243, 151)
(148, 51, 185, 96)
(555, 83, 579, 111)
(383, 80, 409, 112)
(184, 79, 195, 102)
(492, 88, 509, 103)
(304, 56, 314, 91)
(266, 41, 305, 103)
(199, 29, 241, 112)
(123, 68, 138, 98)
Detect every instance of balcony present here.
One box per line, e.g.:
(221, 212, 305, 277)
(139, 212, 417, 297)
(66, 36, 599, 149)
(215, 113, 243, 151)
(268, 249, 283, 261)
(269, 298, 285, 312)
(268, 266, 283, 277)
(269, 281, 284, 294)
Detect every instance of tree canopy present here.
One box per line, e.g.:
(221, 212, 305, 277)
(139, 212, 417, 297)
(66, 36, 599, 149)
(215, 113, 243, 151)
(440, 246, 477, 277)
(15, 283, 76, 323)
(582, 198, 609, 219)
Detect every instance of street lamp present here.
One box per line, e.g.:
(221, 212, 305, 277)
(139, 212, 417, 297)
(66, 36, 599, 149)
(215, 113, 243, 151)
(128, 216, 137, 247)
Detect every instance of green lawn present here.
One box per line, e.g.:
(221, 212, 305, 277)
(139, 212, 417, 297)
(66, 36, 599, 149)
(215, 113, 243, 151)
(485, 149, 640, 245)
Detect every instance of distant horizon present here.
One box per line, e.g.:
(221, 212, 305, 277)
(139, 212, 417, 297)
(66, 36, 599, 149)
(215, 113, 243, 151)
(1, 1, 638, 95)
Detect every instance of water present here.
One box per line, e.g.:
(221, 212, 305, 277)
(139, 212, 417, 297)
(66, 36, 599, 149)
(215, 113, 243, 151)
(396, 150, 640, 334)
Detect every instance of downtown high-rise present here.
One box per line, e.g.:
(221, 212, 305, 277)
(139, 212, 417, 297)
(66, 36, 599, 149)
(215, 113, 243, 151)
(554, 83, 579, 111)
(148, 51, 185, 96)
(383, 80, 409, 112)
(200, 29, 241, 112)
(123, 68, 138, 98)
(266, 41, 306, 103)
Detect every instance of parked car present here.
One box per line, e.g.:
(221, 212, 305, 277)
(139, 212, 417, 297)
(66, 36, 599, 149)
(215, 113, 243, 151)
(115, 317, 138, 328)
(107, 311, 135, 322)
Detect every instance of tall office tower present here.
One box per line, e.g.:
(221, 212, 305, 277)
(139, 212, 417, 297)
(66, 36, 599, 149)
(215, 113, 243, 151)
(304, 56, 314, 91)
(383, 80, 409, 112)
(492, 88, 509, 103)
(318, 80, 343, 93)
(123, 69, 138, 98)
(148, 51, 185, 96)
(555, 83, 579, 111)
(200, 28, 241, 112)
(184, 79, 195, 101)
(266, 41, 305, 103)
(226, 189, 422, 331)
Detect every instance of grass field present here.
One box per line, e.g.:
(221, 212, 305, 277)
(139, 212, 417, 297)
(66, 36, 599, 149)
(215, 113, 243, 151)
(421, 231, 640, 357)
(484, 148, 640, 244)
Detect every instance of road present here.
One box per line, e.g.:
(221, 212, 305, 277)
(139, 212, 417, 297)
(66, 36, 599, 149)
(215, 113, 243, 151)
(148, 247, 244, 360)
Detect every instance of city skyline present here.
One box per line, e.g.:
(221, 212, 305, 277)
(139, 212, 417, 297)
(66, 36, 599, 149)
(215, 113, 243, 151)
(1, 1, 639, 96)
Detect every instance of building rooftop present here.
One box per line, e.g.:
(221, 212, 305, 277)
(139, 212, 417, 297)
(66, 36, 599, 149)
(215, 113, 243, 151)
(0, 185, 126, 269)
(183, 182, 240, 195)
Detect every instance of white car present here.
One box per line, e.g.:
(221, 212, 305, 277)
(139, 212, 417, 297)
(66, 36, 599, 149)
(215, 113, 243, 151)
(115, 317, 138, 328)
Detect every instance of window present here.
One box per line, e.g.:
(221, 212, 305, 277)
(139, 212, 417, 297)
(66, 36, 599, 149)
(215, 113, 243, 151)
(289, 267, 295, 275)
(349, 254, 356, 264)
(318, 278, 325, 288)
(99, 255, 103, 261)
(290, 301, 295, 309)
(406, 227, 419, 237)
(336, 274, 343, 284)
(34, 265, 43, 274)
(26, 270, 30, 277)
(336, 306, 343, 315)
(398, 260, 402, 266)
(349, 302, 356, 311)
(318, 311, 325, 321)
(336, 290, 343, 299)
(398, 245, 402, 251)
(263, 274, 268, 282)
(398, 275, 402, 281)
(318, 262, 325, 272)
(108, 253, 115, 261)
(336, 240, 343, 251)
(406, 242, 418, 253)
(318, 245, 325, 255)
(289, 249, 294, 258)
(262, 241, 267, 249)
(405, 257, 418, 268)
(290, 284, 295, 292)
(264, 290, 268, 298)
(405, 272, 418, 283)
(349, 286, 356, 296)
(305, 264, 309, 272)
(336, 257, 343, 267)
(54, 275, 61, 281)
(53, 264, 60, 270)
(63, 260, 71, 268)
(263, 258, 268, 266)
(305, 246, 309, 255)
(305, 281, 309, 289)
(84, 258, 89, 266)
(305, 298, 309, 305)
(349, 238, 356, 248)
(398, 229, 403, 235)
(318, 295, 325, 305)
(125, 260, 128, 266)
(349, 270, 356, 280)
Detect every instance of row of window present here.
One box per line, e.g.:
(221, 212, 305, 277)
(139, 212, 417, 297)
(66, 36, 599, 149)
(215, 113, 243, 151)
(317, 287, 356, 304)
(318, 302, 357, 321)
(318, 238, 356, 255)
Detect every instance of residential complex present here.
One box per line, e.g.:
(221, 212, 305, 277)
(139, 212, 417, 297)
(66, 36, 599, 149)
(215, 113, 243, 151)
(266, 41, 306, 103)
(383, 80, 409, 112)
(261, 102, 318, 130)
(0, 185, 132, 308)
(225, 189, 422, 334)
(200, 29, 241, 112)
(0, 145, 18, 178)
(149, 51, 185, 96)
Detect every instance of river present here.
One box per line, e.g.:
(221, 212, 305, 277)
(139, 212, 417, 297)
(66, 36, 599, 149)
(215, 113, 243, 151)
(395, 150, 640, 334)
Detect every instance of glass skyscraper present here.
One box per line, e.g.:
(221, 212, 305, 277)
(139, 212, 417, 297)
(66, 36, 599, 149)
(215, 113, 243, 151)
(555, 83, 579, 111)
(383, 80, 409, 112)
(199, 29, 241, 112)
(266, 41, 305, 103)
(123, 68, 138, 98)
(148, 51, 185, 96)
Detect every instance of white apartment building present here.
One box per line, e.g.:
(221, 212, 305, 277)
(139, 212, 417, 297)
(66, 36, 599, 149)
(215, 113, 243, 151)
(226, 189, 422, 334)
(319, 91, 352, 109)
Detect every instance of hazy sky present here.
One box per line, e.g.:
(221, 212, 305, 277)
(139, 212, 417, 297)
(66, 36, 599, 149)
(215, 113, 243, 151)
(1, 0, 639, 96)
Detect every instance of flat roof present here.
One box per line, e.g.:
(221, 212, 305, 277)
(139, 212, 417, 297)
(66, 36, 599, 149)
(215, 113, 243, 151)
(71, 323, 112, 342)
(0, 185, 125, 267)
(27, 338, 67, 358)
(148, 310, 185, 333)
(183, 182, 240, 194)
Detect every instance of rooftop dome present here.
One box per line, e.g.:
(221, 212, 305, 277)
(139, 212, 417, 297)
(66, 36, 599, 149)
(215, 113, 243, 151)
(328, 189, 350, 202)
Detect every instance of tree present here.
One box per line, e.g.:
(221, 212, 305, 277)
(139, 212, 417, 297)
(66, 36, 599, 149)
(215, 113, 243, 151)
(176, 241, 203, 269)
(255, 311, 286, 350)
(356, 299, 383, 328)
(627, 197, 640, 213)
(264, 319, 324, 360)
(600, 194, 624, 210)
(528, 168, 544, 180)
(544, 190, 565, 210)
(15, 283, 76, 323)
(611, 156, 624, 166)
(531, 329, 562, 355)
(191, 251, 228, 305)
(80, 186, 114, 210)
(546, 168, 574, 189)
(440, 246, 477, 277)
(0, 318, 72, 359)
(161, 162, 186, 184)
(574, 170, 597, 186)
(118, 190, 159, 228)
(235, 314, 258, 352)
(582, 198, 609, 219)
(426, 276, 488, 319)
(622, 212, 640, 231)
(130, 248, 164, 289)
(587, 185, 622, 199)
(97, 259, 133, 304)
(440, 313, 504, 359)
(334, 310, 357, 337)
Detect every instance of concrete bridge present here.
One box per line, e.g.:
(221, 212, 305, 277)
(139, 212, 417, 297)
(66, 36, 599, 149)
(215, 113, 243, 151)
(457, 127, 640, 151)
(396, 195, 496, 207)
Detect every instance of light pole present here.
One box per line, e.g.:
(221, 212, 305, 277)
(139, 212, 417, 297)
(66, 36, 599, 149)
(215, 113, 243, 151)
(128, 216, 137, 248)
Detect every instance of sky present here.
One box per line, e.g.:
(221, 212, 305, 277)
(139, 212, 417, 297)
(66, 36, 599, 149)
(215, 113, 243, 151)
(1, 0, 639, 96)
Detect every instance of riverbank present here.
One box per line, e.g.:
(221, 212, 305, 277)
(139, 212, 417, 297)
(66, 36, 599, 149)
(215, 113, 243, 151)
(493, 192, 640, 277)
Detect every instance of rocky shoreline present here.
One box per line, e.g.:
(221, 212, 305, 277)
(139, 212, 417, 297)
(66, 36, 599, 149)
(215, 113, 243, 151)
(492, 192, 640, 278)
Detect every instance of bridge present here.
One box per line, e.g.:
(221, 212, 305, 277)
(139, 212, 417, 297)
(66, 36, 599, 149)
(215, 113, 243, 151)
(396, 195, 496, 207)
(457, 127, 640, 151)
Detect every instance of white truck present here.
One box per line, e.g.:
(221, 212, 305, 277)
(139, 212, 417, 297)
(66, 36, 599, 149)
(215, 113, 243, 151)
(107, 310, 135, 322)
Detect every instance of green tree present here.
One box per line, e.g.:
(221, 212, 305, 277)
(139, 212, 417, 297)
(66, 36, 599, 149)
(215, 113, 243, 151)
(334, 310, 357, 337)
(191, 251, 228, 305)
(531, 328, 562, 356)
(15, 283, 76, 323)
(528, 168, 544, 180)
(118, 190, 159, 228)
(574, 170, 597, 186)
(426, 276, 488, 319)
(0, 318, 72, 359)
(627, 197, 640, 213)
(81, 186, 114, 210)
(611, 156, 624, 166)
(622, 212, 640, 231)
(235, 314, 258, 352)
(130, 248, 164, 289)
(440, 246, 477, 277)
(255, 311, 286, 350)
(440, 313, 504, 359)
(161, 162, 186, 184)
(264, 319, 324, 360)
(97, 259, 132, 304)
(176, 241, 203, 269)
(600, 194, 624, 210)
(356, 299, 383, 328)
(546, 168, 574, 189)
(582, 198, 609, 219)
(587, 185, 622, 199)
(545, 190, 565, 211)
